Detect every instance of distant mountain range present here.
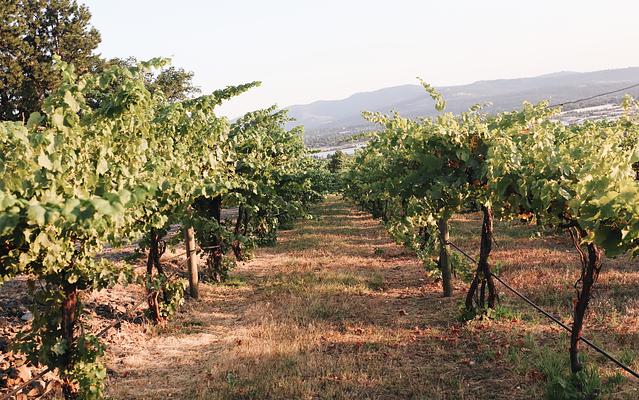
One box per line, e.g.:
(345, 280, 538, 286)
(284, 67, 639, 146)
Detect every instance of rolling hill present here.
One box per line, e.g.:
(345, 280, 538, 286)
(285, 67, 639, 146)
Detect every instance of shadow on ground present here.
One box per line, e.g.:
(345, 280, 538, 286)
(105, 197, 639, 400)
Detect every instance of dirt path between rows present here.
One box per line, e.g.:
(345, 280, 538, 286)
(103, 198, 567, 399)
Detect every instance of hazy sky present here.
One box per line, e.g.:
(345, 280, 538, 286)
(82, 0, 639, 118)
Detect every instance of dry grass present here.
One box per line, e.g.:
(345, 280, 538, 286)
(104, 197, 639, 399)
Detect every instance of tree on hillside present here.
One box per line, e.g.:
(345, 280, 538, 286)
(328, 150, 348, 174)
(0, 0, 102, 120)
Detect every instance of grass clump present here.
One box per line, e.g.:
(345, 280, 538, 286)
(458, 303, 522, 322)
(534, 348, 624, 400)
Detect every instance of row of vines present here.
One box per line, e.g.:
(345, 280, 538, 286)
(340, 82, 639, 389)
(0, 58, 330, 398)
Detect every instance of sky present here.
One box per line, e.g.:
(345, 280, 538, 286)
(82, 0, 639, 118)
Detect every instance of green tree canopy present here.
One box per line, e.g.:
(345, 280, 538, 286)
(106, 57, 201, 102)
(327, 150, 348, 174)
(0, 0, 101, 120)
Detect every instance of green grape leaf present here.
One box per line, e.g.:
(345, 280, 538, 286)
(96, 158, 108, 175)
(27, 204, 46, 226)
(63, 91, 80, 113)
(37, 153, 53, 170)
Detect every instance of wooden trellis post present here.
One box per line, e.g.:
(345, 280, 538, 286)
(184, 226, 199, 299)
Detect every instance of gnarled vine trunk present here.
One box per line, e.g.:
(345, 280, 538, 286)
(146, 227, 166, 322)
(465, 206, 498, 310)
(234, 205, 244, 235)
(438, 217, 453, 297)
(569, 228, 602, 374)
(146, 228, 165, 276)
(61, 287, 78, 399)
(194, 195, 224, 281)
(232, 205, 245, 260)
(242, 206, 250, 235)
